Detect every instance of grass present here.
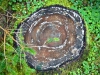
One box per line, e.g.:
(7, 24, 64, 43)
(0, 0, 100, 75)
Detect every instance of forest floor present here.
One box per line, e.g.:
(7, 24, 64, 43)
(0, 0, 100, 75)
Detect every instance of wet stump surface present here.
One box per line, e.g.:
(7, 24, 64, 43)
(15, 5, 85, 71)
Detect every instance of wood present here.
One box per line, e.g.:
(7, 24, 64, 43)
(15, 5, 86, 71)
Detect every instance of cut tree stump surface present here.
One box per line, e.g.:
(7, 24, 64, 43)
(15, 5, 85, 71)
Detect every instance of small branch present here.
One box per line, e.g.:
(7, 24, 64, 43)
(4, 31, 6, 57)
(0, 26, 24, 49)
(4, 31, 7, 65)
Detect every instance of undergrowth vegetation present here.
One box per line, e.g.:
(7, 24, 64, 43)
(0, 0, 100, 75)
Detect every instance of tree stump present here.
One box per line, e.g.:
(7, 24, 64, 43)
(15, 5, 86, 71)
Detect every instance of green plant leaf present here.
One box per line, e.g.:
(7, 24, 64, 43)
(12, 55, 19, 66)
(19, 0, 22, 2)
(47, 37, 60, 43)
(47, 38, 53, 43)
(0, 60, 6, 73)
(53, 37, 60, 42)
(27, 3, 30, 10)
(24, 47, 37, 55)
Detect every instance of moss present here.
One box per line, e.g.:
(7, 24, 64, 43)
(45, 0, 72, 7)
